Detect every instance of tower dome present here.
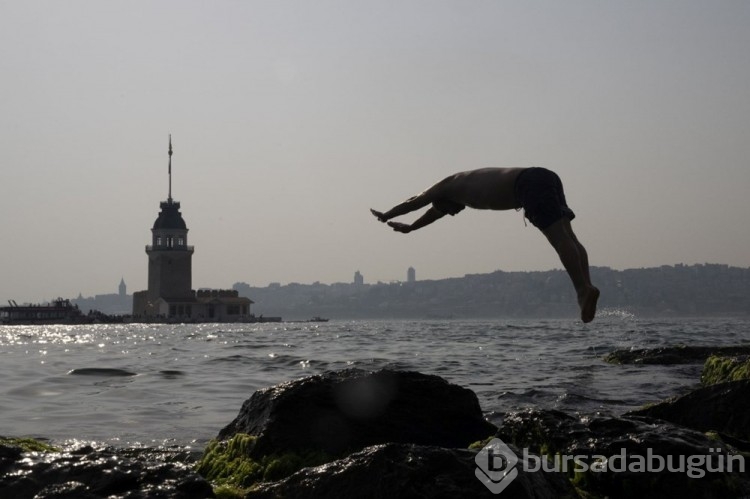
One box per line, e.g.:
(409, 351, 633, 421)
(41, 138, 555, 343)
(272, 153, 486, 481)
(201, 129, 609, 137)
(153, 200, 187, 230)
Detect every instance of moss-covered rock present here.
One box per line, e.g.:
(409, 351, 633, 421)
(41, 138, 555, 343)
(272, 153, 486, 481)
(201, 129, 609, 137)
(196, 433, 331, 494)
(0, 436, 59, 453)
(199, 369, 498, 493)
(196, 434, 261, 490)
(702, 355, 750, 385)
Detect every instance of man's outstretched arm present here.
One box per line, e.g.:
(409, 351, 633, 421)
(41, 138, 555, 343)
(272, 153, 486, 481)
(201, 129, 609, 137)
(387, 207, 446, 233)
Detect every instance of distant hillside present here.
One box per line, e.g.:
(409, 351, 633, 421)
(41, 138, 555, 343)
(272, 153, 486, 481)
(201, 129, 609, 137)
(234, 264, 750, 320)
(73, 293, 132, 315)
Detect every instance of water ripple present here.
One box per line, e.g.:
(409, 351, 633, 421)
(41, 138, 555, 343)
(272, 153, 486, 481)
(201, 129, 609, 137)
(69, 368, 137, 377)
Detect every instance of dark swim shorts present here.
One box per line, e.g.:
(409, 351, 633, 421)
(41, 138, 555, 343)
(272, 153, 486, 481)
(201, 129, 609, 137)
(514, 167, 575, 230)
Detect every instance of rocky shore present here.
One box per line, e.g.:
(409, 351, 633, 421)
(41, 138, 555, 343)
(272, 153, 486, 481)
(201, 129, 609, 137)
(2, 346, 750, 498)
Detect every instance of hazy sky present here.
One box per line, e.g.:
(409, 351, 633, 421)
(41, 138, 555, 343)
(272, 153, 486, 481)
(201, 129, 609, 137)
(2, 1, 749, 303)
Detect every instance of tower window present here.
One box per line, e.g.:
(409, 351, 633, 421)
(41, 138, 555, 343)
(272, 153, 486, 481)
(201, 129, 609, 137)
(156, 236, 162, 247)
(177, 237, 185, 246)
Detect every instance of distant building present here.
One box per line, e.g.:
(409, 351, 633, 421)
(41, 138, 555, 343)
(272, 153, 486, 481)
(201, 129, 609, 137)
(132, 137, 252, 321)
(73, 279, 132, 315)
(407, 267, 416, 283)
(353, 270, 364, 286)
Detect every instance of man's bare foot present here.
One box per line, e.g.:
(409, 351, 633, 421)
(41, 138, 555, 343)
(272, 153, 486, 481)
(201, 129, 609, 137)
(370, 209, 387, 222)
(579, 286, 600, 323)
(387, 221, 412, 233)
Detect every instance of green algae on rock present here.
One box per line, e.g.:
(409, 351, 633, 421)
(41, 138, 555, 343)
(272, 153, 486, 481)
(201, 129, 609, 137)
(196, 433, 331, 494)
(702, 355, 750, 385)
(0, 436, 59, 453)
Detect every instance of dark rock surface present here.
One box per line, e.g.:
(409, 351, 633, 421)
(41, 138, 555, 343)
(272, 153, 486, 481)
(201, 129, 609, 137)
(628, 379, 750, 442)
(218, 368, 497, 457)
(604, 345, 750, 365)
(0, 441, 214, 499)
(497, 408, 750, 499)
(248, 442, 578, 499)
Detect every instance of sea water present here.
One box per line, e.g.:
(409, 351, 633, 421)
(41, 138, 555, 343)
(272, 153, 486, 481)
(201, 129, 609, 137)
(1, 314, 748, 450)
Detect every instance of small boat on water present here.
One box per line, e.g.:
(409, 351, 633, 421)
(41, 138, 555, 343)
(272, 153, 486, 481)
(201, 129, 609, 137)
(1, 298, 92, 325)
(308, 316, 329, 322)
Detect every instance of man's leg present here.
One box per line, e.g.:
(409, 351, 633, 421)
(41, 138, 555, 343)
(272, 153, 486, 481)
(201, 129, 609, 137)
(541, 218, 599, 323)
(372, 179, 450, 222)
(372, 174, 457, 222)
(371, 193, 432, 222)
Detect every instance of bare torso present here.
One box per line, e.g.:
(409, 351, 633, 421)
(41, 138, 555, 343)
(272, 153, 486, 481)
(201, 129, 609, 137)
(431, 167, 526, 210)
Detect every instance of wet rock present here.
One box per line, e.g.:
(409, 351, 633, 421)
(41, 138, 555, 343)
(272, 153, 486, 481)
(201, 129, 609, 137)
(199, 369, 498, 493)
(604, 345, 750, 365)
(217, 368, 497, 457)
(248, 443, 578, 499)
(0, 441, 214, 499)
(702, 355, 750, 384)
(1, 436, 59, 478)
(497, 408, 750, 499)
(628, 379, 750, 442)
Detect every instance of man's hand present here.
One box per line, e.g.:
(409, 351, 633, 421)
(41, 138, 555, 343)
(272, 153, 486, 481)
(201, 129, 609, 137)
(387, 221, 412, 233)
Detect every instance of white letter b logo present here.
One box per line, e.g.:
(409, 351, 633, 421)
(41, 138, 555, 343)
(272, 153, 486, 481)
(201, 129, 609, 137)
(475, 438, 519, 494)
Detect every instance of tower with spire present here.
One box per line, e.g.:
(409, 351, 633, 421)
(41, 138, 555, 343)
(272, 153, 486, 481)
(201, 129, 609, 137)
(132, 137, 253, 321)
(133, 136, 195, 317)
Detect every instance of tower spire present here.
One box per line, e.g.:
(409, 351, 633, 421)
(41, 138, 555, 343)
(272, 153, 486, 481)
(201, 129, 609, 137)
(168, 134, 173, 202)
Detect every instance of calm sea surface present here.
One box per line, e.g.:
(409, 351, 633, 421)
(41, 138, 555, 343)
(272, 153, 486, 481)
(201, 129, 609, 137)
(1, 314, 749, 450)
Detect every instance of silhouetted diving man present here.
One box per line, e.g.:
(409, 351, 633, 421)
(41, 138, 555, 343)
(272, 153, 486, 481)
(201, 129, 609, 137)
(371, 167, 599, 323)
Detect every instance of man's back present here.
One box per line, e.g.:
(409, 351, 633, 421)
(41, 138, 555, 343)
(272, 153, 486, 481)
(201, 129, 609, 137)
(437, 167, 525, 211)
